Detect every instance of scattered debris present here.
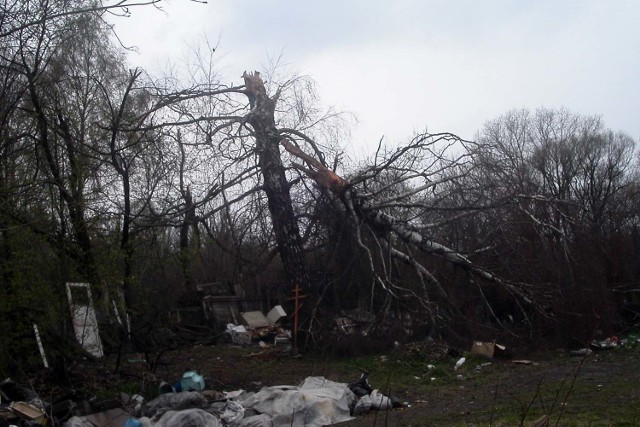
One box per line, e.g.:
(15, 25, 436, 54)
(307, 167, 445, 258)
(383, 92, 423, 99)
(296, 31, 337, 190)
(225, 306, 292, 348)
(470, 341, 506, 359)
(10, 401, 47, 424)
(402, 340, 451, 361)
(591, 336, 620, 350)
(226, 324, 251, 345)
(475, 362, 492, 372)
(569, 348, 593, 357)
(369, 390, 392, 410)
(353, 394, 372, 415)
(138, 391, 208, 418)
(174, 371, 206, 393)
(238, 376, 354, 426)
(454, 357, 466, 370)
(0, 370, 409, 426)
(240, 311, 270, 329)
(348, 373, 373, 397)
(512, 359, 534, 365)
(266, 305, 286, 325)
(220, 399, 244, 425)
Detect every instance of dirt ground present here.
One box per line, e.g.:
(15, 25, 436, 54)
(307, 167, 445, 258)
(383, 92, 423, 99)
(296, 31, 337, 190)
(28, 338, 640, 426)
(128, 340, 640, 425)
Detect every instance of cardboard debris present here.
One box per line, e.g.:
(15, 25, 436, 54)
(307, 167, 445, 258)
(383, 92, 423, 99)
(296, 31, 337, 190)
(470, 341, 506, 359)
(240, 311, 270, 328)
(10, 401, 46, 424)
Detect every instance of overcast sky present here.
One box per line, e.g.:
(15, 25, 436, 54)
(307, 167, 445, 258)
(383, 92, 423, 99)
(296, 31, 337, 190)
(111, 0, 640, 157)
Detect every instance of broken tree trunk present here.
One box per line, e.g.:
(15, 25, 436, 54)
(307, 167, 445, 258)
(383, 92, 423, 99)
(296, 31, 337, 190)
(281, 137, 534, 304)
(242, 71, 309, 289)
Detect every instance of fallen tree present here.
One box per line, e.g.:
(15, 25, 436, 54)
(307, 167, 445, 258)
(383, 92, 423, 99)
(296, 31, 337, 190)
(281, 135, 543, 333)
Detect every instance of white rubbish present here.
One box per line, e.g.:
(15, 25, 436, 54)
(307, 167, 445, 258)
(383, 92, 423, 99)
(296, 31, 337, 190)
(139, 392, 208, 418)
(427, 364, 435, 370)
(267, 305, 287, 325)
(220, 400, 245, 426)
(570, 348, 593, 356)
(227, 324, 251, 345)
(131, 394, 145, 414)
(227, 324, 248, 334)
(238, 414, 272, 427)
(353, 395, 372, 415)
(240, 311, 270, 328)
(240, 376, 355, 427)
(454, 357, 466, 370)
(149, 408, 222, 427)
(475, 362, 491, 372)
(369, 390, 392, 410)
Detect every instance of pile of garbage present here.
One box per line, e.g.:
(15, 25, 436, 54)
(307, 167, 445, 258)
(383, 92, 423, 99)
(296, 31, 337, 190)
(0, 371, 406, 427)
(225, 307, 291, 347)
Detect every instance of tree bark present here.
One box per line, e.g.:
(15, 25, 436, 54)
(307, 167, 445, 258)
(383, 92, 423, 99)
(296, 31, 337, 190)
(242, 71, 308, 289)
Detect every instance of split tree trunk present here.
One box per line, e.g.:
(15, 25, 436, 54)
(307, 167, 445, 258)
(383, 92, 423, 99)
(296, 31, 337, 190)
(281, 137, 534, 304)
(242, 71, 309, 289)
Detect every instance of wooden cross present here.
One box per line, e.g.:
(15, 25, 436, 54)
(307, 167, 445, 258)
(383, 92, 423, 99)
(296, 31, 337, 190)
(288, 284, 307, 355)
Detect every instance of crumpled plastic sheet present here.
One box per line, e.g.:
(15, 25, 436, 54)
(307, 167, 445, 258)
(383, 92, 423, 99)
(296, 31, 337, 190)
(146, 408, 222, 427)
(220, 399, 245, 425)
(65, 376, 359, 427)
(239, 376, 355, 427)
(370, 389, 392, 410)
(238, 414, 273, 427)
(139, 391, 208, 418)
(353, 394, 372, 415)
